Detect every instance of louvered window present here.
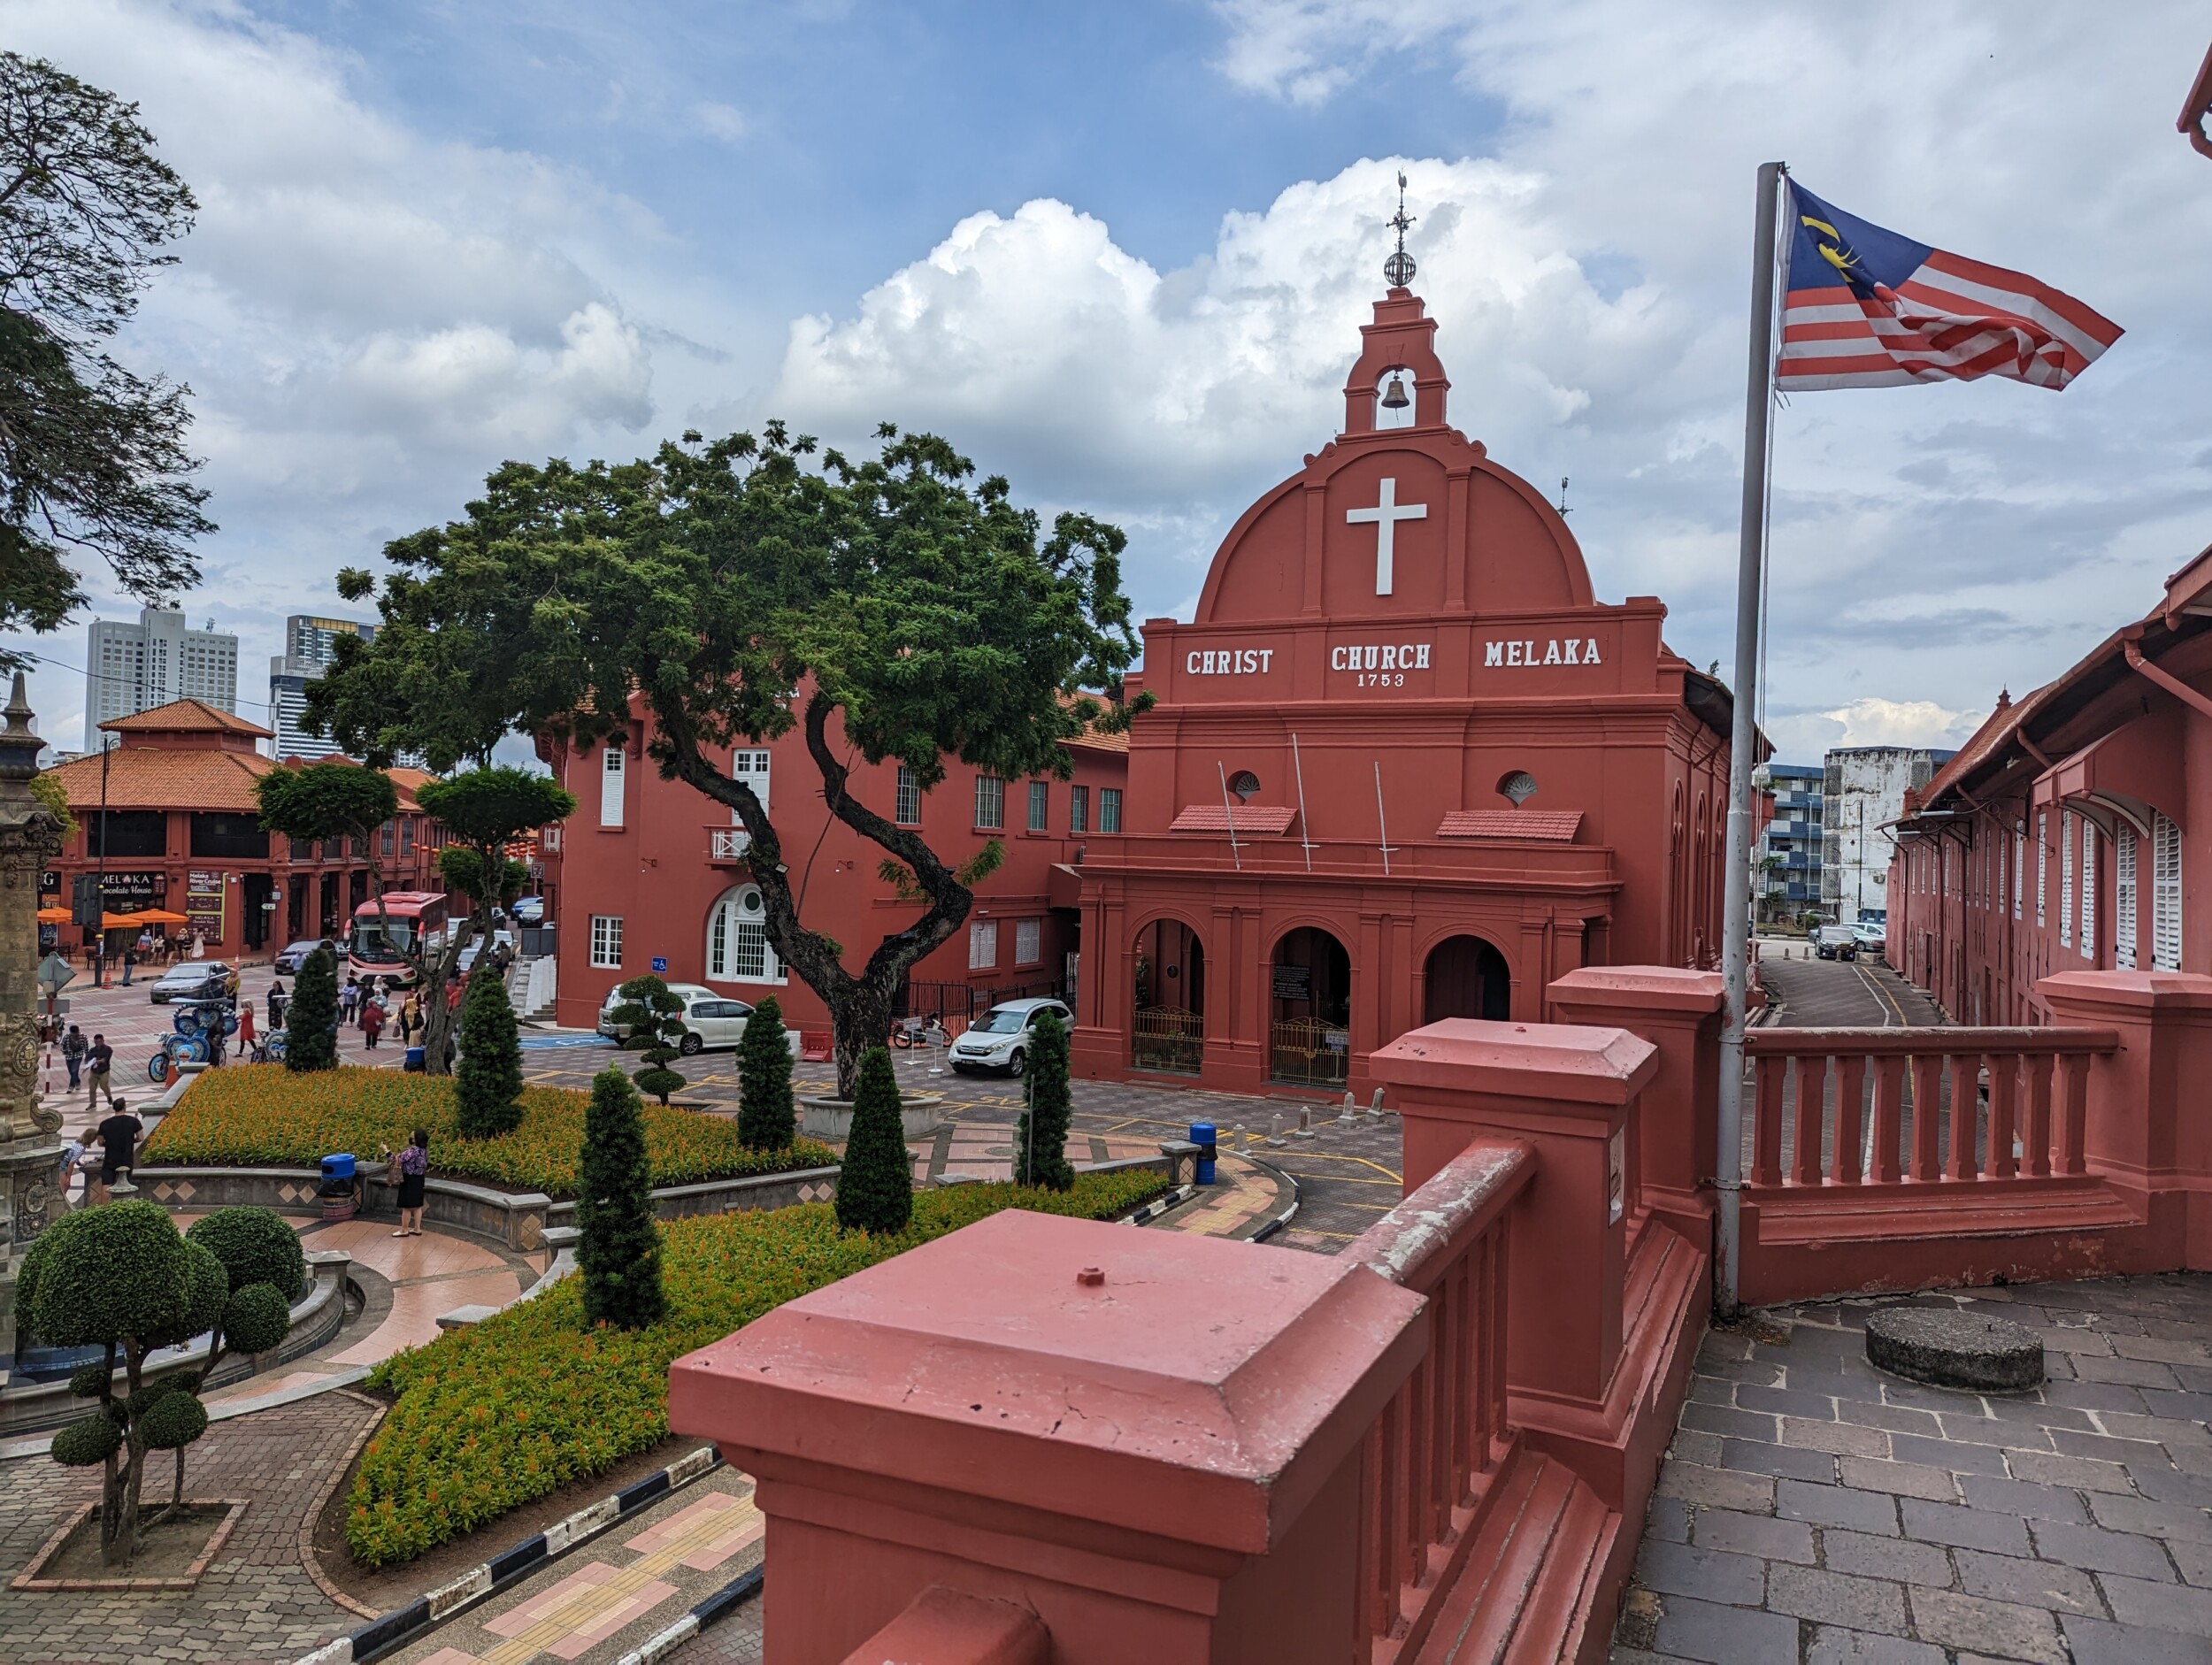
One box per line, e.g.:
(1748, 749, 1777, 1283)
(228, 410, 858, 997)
(2036, 812, 2047, 927)
(2060, 811, 2074, 948)
(2014, 825, 2024, 920)
(2153, 812, 2183, 971)
(2116, 830, 2137, 970)
(2079, 817, 2095, 960)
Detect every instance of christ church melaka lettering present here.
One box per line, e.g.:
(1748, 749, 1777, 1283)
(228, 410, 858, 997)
(1185, 648, 1276, 676)
(1484, 638, 1602, 668)
(1331, 641, 1432, 689)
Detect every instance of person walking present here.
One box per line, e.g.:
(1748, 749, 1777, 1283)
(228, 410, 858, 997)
(393, 1127, 429, 1236)
(340, 975, 359, 1024)
(96, 1099, 141, 1198)
(85, 1033, 114, 1108)
(268, 979, 288, 1032)
(361, 995, 386, 1050)
(60, 1024, 85, 1091)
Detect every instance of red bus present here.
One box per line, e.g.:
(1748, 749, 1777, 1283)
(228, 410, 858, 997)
(348, 891, 449, 986)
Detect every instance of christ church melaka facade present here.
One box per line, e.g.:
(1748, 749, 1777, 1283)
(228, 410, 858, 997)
(1068, 288, 1737, 1099)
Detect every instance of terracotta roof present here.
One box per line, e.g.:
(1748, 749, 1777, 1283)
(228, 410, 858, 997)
(100, 698, 272, 740)
(42, 744, 273, 812)
(1061, 727, 1131, 756)
(1436, 809, 1583, 842)
(1916, 687, 2045, 809)
(1170, 803, 1299, 835)
(385, 767, 437, 810)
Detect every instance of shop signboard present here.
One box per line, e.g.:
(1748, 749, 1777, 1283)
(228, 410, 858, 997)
(186, 870, 227, 940)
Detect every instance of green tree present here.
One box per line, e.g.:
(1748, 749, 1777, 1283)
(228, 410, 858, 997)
(834, 1046, 911, 1235)
(1012, 1009, 1074, 1191)
(611, 973, 686, 1106)
(31, 769, 75, 840)
(454, 967, 523, 1136)
(0, 55, 212, 669)
(576, 1065, 664, 1329)
(408, 768, 575, 1077)
(253, 759, 401, 978)
(735, 995, 795, 1151)
(17, 1203, 273, 1565)
(284, 944, 338, 1071)
(305, 426, 1142, 1096)
(169, 1208, 299, 1511)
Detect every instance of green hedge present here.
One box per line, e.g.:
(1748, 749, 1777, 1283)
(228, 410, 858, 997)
(141, 1066, 836, 1199)
(349, 1170, 1167, 1568)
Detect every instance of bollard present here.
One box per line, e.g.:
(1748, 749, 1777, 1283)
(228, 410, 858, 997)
(1187, 1121, 1217, 1186)
(1369, 1087, 1387, 1119)
(1266, 1110, 1285, 1147)
(1294, 1106, 1315, 1139)
(1337, 1090, 1357, 1125)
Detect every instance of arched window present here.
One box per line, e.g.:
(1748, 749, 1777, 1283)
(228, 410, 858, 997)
(1227, 771, 1261, 802)
(707, 884, 782, 983)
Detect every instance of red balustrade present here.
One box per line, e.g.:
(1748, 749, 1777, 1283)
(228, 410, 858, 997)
(1745, 1027, 2116, 1193)
(1341, 1139, 1534, 1664)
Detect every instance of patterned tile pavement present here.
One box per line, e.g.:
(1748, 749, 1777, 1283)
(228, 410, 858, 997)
(1612, 1277, 2212, 1663)
(0, 1393, 379, 1663)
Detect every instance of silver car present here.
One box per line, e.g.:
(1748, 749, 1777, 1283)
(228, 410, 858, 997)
(950, 998, 1071, 1078)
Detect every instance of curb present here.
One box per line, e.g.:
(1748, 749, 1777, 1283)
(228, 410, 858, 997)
(1247, 1160, 1302, 1244)
(291, 1445, 722, 1665)
(610, 1563, 765, 1665)
(1123, 1183, 1194, 1225)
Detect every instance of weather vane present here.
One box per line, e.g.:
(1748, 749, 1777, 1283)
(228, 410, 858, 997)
(1384, 171, 1417, 289)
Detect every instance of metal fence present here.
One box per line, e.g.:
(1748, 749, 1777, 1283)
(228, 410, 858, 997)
(1270, 1017, 1351, 1087)
(893, 976, 1068, 1026)
(1130, 1006, 1204, 1074)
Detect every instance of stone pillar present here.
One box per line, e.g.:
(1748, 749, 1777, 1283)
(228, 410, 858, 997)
(1546, 965, 1726, 1254)
(0, 674, 68, 1361)
(667, 1209, 1425, 1665)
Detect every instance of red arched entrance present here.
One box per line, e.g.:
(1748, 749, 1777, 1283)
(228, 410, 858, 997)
(1271, 926, 1351, 1086)
(1130, 917, 1205, 1074)
(1423, 933, 1510, 1023)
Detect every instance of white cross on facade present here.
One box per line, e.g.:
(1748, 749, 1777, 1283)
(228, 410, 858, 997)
(1345, 477, 1428, 596)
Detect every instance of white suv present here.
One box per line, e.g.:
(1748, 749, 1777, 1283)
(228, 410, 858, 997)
(949, 998, 1071, 1078)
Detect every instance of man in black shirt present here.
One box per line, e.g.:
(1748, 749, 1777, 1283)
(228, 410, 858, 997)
(85, 1033, 114, 1107)
(96, 1100, 141, 1199)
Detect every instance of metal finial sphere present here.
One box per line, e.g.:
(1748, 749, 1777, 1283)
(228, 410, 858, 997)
(1384, 249, 1417, 288)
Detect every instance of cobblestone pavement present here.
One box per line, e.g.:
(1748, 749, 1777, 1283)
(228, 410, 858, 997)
(381, 1467, 764, 1665)
(0, 1393, 377, 1664)
(1613, 1275, 2212, 1663)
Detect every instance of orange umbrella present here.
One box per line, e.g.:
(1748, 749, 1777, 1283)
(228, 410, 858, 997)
(131, 909, 192, 925)
(35, 906, 71, 924)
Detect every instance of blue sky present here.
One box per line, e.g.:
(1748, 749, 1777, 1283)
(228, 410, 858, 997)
(8, 1, 2212, 763)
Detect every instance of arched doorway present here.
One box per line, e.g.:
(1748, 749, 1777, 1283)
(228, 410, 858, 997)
(1130, 917, 1204, 1074)
(1271, 926, 1351, 1086)
(1423, 934, 1510, 1023)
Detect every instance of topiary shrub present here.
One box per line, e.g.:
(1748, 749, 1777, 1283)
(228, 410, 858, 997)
(221, 1285, 290, 1356)
(611, 974, 687, 1106)
(186, 1207, 306, 1301)
(52, 1414, 122, 1467)
(285, 946, 340, 1071)
(834, 1047, 911, 1235)
(735, 996, 794, 1151)
(455, 968, 523, 1137)
(577, 1066, 664, 1330)
(1012, 1009, 1075, 1192)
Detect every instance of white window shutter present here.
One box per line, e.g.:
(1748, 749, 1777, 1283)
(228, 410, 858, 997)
(600, 745, 626, 828)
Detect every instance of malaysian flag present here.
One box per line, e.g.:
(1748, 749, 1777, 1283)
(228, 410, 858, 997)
(1778, 181, 2121, 391)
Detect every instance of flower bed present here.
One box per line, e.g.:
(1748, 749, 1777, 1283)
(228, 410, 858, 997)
(142, 1066, 835, 1200)
(348, 1171, 1167, 1568)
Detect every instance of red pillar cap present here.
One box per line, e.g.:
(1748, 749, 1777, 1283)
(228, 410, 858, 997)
(1548, 965, 1727, 1013)
(2038, 969, 2212, 1014)
(1370, 1017, 1657, 1103)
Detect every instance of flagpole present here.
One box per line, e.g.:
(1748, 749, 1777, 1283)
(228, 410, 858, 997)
(1717, 160, 1786, 1318)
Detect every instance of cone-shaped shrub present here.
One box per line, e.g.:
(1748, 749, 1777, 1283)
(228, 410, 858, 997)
(835, 1046, 911, 1234)
(1012, 1009, 1075, 1191)
(455, 969, 523, 1137)
(284, 947, 339, 1072)
(577, 1066, 664, 1329)
(736, 996, 795, 1151)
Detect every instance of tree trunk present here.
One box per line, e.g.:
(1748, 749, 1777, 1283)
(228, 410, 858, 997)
(104, 1344, 146, 1567)
(417, 924, 471, 1078)
(829, 979, 896, 1101)
(97, 1340, 122, 1559)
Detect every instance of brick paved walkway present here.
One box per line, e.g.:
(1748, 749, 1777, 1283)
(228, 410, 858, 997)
(1613, 1276, 2212, 1663)
(0, 1393, 376, 1663)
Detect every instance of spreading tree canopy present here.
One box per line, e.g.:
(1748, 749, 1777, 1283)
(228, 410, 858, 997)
(307, 425, 1143, 1094)
(0, 54, 211, 668)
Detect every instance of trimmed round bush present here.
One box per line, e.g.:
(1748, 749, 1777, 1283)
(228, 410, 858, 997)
(188, 1208, 306, 1299)
(52, 1414, 121, 1467)
(18, 1202, 194, 1350)
(67, 1363, 109, 1400)
(140, 1389, 209, 1451)
(223, 1284, 290, 1356)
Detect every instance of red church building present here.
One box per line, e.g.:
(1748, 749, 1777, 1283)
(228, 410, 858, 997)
(1068, 288, 1736, 1098)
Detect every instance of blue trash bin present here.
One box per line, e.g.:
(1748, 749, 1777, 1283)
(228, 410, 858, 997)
(320, 1153, 356, 1185)
(1189, 1122, 1217, 1186)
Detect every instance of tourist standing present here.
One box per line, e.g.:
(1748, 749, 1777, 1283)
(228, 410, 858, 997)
(85, 1033, 114, 1107)
(361, 995, 386, 1050)
(96, 1100, 141, 1197)
(59, 1024, 85, 1090)
(340, 975, 359, 1023)
(394, 1127, 429, 1236)
(268, 978, 288, 1031)
(119, 941, 137, 986)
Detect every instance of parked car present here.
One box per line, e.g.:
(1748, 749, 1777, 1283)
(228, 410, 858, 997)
(510, 895, 545, 925)
(150, 961, 238, 1003)
(1851, 920, 1887, 954)
(271, 940, 324, 974)
(1813, 925, 1859, 962)
(455, 930, 516, 976)
(595, 982, 800, 1058)
(949, 998, 1072, 1078)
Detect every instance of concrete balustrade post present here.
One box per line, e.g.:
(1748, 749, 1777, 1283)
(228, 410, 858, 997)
(1368, 1019, 1663, 1508)
(667, 1210, 1426, 1664)
(2038, 970, 2212, 1265)
(1546, 966, 1727, 1253)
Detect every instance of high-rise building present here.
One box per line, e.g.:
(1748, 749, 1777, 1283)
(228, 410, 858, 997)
(1823, 745, 1957, 925)
(84, 607, 240, 751)
(1758, 763, 1825, 922)
(267, 614, 376, 760)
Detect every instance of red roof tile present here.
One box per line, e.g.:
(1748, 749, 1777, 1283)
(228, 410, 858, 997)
(1436, 809, 1583, 842)
(42, 745, 273, 812)
(100, 698, 272, 740)
(1169, 803, 1299, 835)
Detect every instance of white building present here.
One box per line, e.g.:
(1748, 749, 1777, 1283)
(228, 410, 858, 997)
(84, 607, 240, 751)
(267, 613, 376, 760)
(1822, 745, 1956, 926)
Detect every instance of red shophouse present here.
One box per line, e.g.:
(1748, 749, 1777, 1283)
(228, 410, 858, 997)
(1889, 543, 2212, 1022)
(541, 713, 1130, 1033)
(1069, 288, 1736, 1098)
